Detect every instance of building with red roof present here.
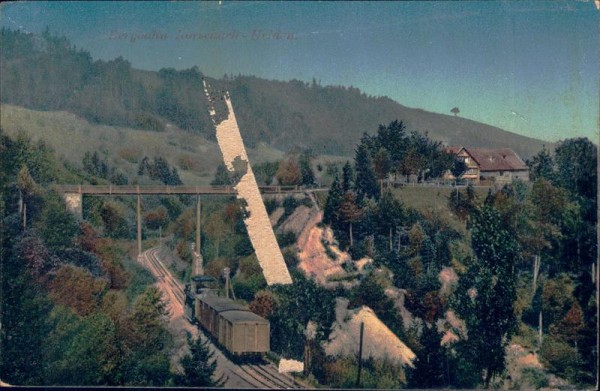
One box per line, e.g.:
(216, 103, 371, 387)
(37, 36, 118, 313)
(445, 147, 529, 184)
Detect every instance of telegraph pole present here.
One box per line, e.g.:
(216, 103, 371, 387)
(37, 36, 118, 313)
(137, 193, 142, 257)
(356, 322, 364, 388)
(195, 195, 203, 275)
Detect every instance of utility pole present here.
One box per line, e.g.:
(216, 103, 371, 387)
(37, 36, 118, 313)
(356, 322, 364, 388)
(195, 195, 203, 275)
(224, 267, 230, 299)
(137, 194, 142, 257)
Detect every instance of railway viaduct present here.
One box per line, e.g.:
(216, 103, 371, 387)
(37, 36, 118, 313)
(55, 184, 328, 268)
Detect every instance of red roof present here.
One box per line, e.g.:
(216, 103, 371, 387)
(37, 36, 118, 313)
(444, 146, 463, 155)
(465, 148, 527, 171)
(447, 147, 528, 172)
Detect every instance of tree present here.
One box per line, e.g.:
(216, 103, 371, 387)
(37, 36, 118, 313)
(454, 205, 521, 387)
(175, 332, 223, 387)
(338, 191, 363, 247)
(549, 302, 584, 347)
(376, 192, 404, 251)
(451, 107, 460, 116)
(38, 193, 79, 251)
(48, 265, 108, 316)
(204, 211, 232, 258)
(269, 271, 335, 359)
(253, 161, 278, 185)
(354, 144, 378, 201)
(451, 159, 467, 179)
(323, 175, 343, 227)
(249, 290, 277, 318)
(523, 179, 567, 294)
(275, 158, 301, 186)
(527, 145, 554, 182)
(299, 152, 315, 186)
(373, 148, 391, 196)
(100, 201, 129, 238)
(341, 161, 354, 192)
(554, 138, 597, 200)
(409, 324, 452, 388)
(211, 163, 232, 186)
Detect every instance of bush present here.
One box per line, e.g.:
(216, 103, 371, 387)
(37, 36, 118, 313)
(233, 273, 267, 302)
(118, 147, 143, 163)
(264, 198, 279, 215)
(277, 231, 297, 248)
(282, 196, 298, 215)
(177, 154, 199, 171)
(283, 248, 300, 268)
(519, 367, 549, 389)
(233, 236, 253, 257)
(300, 197, 313, 208)
(540, 335, 583, 381)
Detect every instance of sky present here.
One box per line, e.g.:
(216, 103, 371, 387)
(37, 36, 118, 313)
(1, 1, 598, 143)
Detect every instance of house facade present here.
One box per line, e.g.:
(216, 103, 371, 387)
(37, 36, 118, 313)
(445, 147, 529, 184)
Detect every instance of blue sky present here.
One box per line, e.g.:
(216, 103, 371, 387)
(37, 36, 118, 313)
(1, 1, 598, 143)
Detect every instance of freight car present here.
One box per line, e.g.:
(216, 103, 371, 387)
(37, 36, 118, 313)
(184, 276, 270, 356)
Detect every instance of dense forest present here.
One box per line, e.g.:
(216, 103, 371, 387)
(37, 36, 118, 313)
(0, 27, 549, 159)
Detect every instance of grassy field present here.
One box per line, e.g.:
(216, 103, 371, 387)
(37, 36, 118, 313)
(0, 104, 289, 185)
(391, 185, 491, 233)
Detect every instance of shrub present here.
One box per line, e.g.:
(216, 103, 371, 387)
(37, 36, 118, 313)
(277, 231, 297, 248)
(540, 335, 583, 381)
(264, 198, 279, 215)
(519, 367, 549, 389)
(118, 146, 143, 163)
(177, 154, 199, 171)
(300, 197, 314, 208)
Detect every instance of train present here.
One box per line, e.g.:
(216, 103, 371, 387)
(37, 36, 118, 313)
(184, 275, 270, 356)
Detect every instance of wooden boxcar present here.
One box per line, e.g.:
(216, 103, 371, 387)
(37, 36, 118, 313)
(186, 293, 270, 355)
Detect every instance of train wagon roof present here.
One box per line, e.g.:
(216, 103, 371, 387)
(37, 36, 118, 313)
(199, 296, 249, 313)
(220, 310, 269, 324)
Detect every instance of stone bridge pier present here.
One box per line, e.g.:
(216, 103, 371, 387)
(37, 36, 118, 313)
(62, 192, 83, 220)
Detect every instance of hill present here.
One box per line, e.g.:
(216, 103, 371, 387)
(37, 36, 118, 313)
(0, 103, 284, 185)
(1, 28, 549, 159)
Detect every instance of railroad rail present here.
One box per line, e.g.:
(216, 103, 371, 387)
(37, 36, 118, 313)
(54, 184, 329, 195)
(140, 248, 303, 389)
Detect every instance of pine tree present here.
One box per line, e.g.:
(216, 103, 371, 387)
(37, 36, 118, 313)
(339, 191, 363, 247)
(354, 143, 378, 201)
(211, 163, 232, 186)
(341, 161, 353, 192)
(299, 153, 315, 186)
(176, 332, 223, 387)
(323, 175, 343, 226)
(373, 148, 391, 196)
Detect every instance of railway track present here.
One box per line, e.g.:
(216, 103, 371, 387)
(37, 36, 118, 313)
(140, 247, 303, 389)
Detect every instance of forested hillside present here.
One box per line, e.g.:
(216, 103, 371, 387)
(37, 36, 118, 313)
(1, 28, 550, 159)
(0, 129, 224, 386)
(316, 126, 597, 388)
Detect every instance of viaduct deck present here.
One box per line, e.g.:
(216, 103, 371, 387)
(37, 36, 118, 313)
(55, 184, 329, 195)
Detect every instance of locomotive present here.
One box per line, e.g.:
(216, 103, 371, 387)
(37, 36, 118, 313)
(184, 275, 270, 356)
